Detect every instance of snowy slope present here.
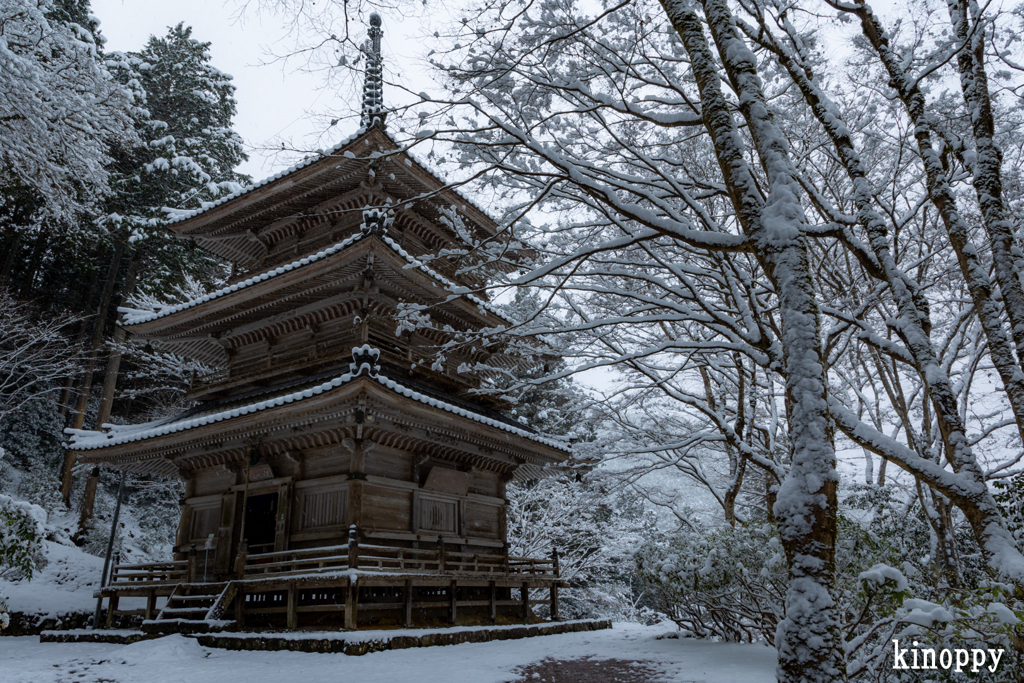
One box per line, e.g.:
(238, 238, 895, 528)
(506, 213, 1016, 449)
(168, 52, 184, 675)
(0, 540, 102, 619)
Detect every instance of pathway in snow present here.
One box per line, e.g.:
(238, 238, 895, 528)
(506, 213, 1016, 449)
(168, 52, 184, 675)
(1, 624, 776, 683)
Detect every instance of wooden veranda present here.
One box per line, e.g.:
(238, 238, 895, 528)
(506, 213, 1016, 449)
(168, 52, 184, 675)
(99, 528, 562, 632)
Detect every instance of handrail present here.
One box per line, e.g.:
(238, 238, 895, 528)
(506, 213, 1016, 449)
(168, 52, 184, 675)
(247, 543, 348, 561)
(107, 537, 560, 587)
(109, 559, 188, 585)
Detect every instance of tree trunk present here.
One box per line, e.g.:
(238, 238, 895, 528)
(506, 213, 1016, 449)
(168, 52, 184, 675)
(59, 241, 131, 505)
(755, 11, 1024, 583)
(946, 0, 1024, 370)
(0, 231, 22, 289)
(661, 3, 843, 679)
(94, 251, 143, 428)
(58, 257, 104, 417)
(17, 231, 47, 299)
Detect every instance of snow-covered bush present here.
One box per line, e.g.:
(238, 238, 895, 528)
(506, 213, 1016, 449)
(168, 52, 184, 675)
(845, 566, 1022, 682)
(636, 523, 787, 642)
(0, 489, 46, 630)
(993, 474, 1024, 554)
(637, 501, 1023, 680)
(0, 493, 44, 578)
(507, 472, 655, 620)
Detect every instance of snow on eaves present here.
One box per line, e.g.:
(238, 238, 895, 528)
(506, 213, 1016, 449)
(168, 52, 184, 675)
(119, 231, 366, 326)
(119, 227, 513, 328)
(164, 129, 365, 226)
(164, 127, 498, 232)
(64, 363, 569, 453)
(381, 234, 514, 325)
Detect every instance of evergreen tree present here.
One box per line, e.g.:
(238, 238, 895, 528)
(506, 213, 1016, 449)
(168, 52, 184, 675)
(0, 0, 135, 226)
(103, 22, 248, 299)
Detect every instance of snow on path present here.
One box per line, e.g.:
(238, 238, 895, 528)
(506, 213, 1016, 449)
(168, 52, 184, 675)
(0, 624, 776, 683)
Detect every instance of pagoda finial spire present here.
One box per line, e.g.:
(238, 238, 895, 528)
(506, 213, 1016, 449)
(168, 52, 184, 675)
(360, 13, 385, 130)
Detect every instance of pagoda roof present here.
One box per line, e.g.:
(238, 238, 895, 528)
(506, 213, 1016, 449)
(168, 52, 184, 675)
(65, 347, 570, 464)
(163, 126, 502, 265)
(121, 219, 512, 331)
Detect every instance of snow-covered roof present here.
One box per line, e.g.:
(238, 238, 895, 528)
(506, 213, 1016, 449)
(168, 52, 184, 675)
(381, 233, 513, 324)
(164, 127, 498, 236)
(121, 218, 511, 329)
(65, 346, 569, 454)
(121, 231, 367, 326)
(163, 129, 365, 227)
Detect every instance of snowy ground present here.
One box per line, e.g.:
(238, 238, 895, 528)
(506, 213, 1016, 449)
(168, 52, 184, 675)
(1, 623, 776, 683)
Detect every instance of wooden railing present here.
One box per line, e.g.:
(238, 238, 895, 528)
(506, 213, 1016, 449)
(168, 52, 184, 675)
(236, 527, 559, 582)
(108, 558, 189, 587)
(240, 543, 351, 578)
(106, 529, 560, 588)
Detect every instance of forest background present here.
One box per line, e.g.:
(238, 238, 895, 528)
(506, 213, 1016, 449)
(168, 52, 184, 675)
(3, 0, 1024, 681)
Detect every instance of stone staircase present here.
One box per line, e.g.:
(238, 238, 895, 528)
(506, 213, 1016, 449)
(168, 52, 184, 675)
(142, 582, 237, 635)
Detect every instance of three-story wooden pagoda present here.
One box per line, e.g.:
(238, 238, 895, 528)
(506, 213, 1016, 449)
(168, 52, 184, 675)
(67, 14, 568, 633)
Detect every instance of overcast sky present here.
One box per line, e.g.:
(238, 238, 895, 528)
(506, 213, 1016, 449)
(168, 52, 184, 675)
(90, 0, 428, 181)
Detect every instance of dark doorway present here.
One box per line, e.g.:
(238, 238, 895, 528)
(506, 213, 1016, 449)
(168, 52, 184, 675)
(244, 492, 278, 555)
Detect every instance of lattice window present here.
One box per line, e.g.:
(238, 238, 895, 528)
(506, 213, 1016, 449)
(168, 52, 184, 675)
(300, 488, 347, 529)
(190, 505, 219, 540)
(419, 497, 457, 534)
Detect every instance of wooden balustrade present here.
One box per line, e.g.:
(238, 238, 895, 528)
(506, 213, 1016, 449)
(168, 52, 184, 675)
(105, 532, 559, 589)
(108, 560, 189, 586)
(233, 531, 559, 582)
(240, 543, 351, 578)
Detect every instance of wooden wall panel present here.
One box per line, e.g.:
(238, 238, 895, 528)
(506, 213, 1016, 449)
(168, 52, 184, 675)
(365, 445, 412, 481)
(465, 501, 501, 538)
(361, 485, 411, 531)
(189, 504, 219, 540)
(304, 445, 351, 479)
(468, 470, 500, 498)
(297, 487, 348, 530)
(194, 467, 234, 497)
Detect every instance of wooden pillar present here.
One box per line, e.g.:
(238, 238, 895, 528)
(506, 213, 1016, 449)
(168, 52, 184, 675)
(347, 525, 359, 570)
(489, 581, 496, 623)
(521, 582, 529, 621)
(287, 582, 298, 630)
(344, 579, 359, 630)
(346, 438, 369, 534)
(186, 544, 197, 583)
(234, 542, 248, 580)
(105, 593, 119, 629)
(550, 547, 560, 621)
(76, 467, 100, 537)
(437, 535, 446, 573)
(274, 483, 291, 553)
(404, 578, 413, 628)
(449, 580, 457, 625)
(145, 590, 157, 621)
(235, 584, 246, 628)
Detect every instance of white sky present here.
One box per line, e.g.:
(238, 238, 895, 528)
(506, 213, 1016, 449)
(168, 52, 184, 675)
(90, 0, 430, 181)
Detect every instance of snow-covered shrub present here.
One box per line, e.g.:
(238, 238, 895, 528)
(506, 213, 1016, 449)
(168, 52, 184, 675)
(0, 493, 46, 579)
(637, 494, 1023, 680)
(845, 565, 1022, 681)
(507, 473, 655, 620)
(636, 523, 787, 642)
(993, 474, 1024, 554)
(0, 490, 46, 630)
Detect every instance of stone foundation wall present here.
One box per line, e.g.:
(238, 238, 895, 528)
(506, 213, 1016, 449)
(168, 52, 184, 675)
(195, 619, 612, 655)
